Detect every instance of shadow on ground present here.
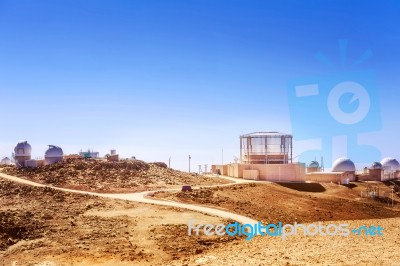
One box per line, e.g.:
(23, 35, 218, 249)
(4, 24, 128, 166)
(275, 182, 326, 193)
(341, 183, 357, 189)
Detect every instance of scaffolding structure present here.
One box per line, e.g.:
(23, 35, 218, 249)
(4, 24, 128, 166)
(240, 132, 293, 164)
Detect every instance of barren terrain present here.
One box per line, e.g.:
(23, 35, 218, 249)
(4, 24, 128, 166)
(0, 178, 242, 265)
(2, 167, 400, 265)
(152, 182, 400, 224)
(166, 216, 400, 266)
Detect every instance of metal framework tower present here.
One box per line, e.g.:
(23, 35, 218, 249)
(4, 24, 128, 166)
(240, 132, 293, 164)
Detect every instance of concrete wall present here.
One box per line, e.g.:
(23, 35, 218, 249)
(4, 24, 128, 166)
(217, 163, 305, 182)
(306, 172, 354, 183)
(226, 164, 246, 178)
(307, 167, 320, 173)
(212, 165, 228, 175)
(255, 164, 306, 181)
(243, 170, 258, 180)
(358, 169, 383, 181)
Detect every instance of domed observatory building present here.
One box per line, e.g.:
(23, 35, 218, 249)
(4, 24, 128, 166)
(332, 157, 356, 173)
(45, 145, 64, 165)
(381, 157, 400, 180)
(365, 162, 384, 181)
(13, 141, 32, 168)
(307, 160, 320, 173)
(330, 157, 356, 183)
(371, 162, 383, 169)
(381, 157, 400, 172)
(306, 157, 356, 183)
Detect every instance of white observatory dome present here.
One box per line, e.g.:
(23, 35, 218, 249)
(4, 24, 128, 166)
(45, 145, 63, 157)
(14, 140, 32, 156)
(380, 157, 400, 172)
(309, 161, 320, 168)
(332, 157, 356, 172)
(45, 145, 63, 165)
(371, 162, 383, 169)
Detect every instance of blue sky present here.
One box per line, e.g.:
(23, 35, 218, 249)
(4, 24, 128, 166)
(0, 0, 399, 170)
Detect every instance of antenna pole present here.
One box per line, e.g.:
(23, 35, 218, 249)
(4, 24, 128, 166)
(188, 155, 191, 173)
(321, 156, 325, 172)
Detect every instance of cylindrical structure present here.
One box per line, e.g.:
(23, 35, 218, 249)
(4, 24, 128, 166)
(14, 140, 32, 168)
(240, 132, 293, 164)
(45, 145, 64, 165)
(111, 149, 116, 156)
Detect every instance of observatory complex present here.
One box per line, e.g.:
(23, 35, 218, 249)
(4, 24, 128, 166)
(0, 135, 398, 184)
(357, 157, 400, 181)
(212, 131, 400, 183)
(0, 140, 119, 168)
(10, 141, 64, 168)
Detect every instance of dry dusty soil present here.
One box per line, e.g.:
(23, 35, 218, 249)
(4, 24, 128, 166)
(154, 181, 400, 266)
(0, 179, 242, 266)
(2, 171, 400, 265)
(152, 182, 400, 224)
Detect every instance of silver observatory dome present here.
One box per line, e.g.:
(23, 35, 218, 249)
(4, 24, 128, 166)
(44, 145, 64, 165)
(332, 157, 356, 172)
(14, 140, 32, 156)
(380, 157, 400, 172)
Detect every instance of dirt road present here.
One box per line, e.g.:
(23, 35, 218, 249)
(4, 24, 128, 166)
(0, 172, 257, 225)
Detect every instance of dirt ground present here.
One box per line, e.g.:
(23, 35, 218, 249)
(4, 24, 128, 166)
(0, 179, 242, 266)
(152, 182, 400, 224)
(154, 182, 400, 266)
(0, 159, 230, 193)
(165, 217, 400, 266)
(2, 176, 400, 265)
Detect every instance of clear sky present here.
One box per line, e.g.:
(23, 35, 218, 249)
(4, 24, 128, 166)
(0, 0, 399, 171)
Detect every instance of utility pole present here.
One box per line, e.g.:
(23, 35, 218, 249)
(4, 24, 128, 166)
(198, 165, 202, 174)
(188, 155, 191, 173)
(168, 157, 171, 168)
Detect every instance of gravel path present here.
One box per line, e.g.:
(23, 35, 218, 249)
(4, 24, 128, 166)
(0, 172, 258, 225)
